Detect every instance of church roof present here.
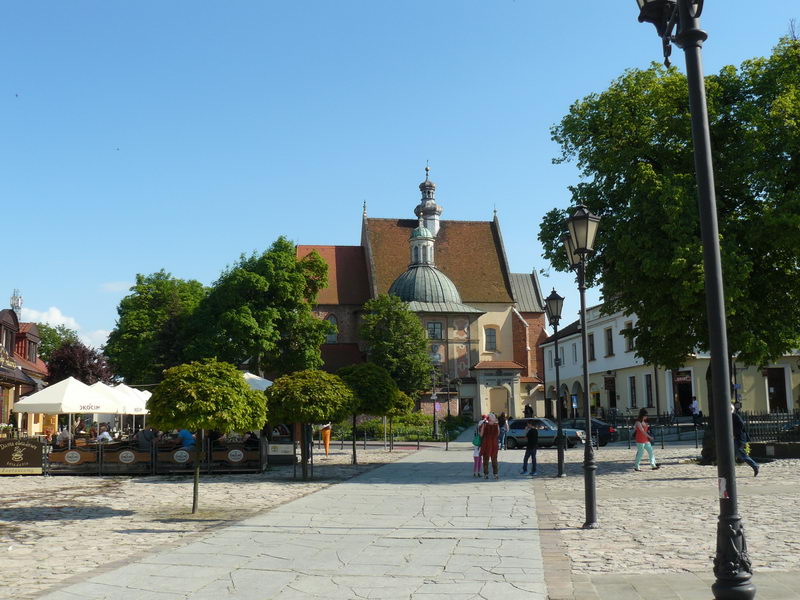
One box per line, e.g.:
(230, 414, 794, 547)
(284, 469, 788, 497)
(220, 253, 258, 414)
(296, 245, 370, 305)
(509, 273, 544, 313)
(364, 218, 514, 303)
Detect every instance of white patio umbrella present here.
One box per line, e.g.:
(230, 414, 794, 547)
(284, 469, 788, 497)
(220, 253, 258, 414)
(112, 383, 150, 430)
(243, 372, 272, 391)
(13, 377, 123, 448)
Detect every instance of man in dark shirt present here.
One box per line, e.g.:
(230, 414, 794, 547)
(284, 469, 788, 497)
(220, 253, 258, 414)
(136, 427, 156, 452)
(520, 422, 539, 476)
(731, 404, 759, 476)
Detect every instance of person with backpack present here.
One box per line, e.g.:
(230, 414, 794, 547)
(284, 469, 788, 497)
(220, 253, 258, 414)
(633, 408, 660, 471)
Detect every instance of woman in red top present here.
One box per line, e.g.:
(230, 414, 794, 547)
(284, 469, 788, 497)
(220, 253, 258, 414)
(479, 413, 501, 479)
(633, 408, 660, 471)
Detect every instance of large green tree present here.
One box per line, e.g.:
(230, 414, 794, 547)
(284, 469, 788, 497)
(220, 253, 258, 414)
(148, 359, 267, 513)
(338, 362, 399, 464)
(105, 271, 207, 385)
(36, 323, 80, 363)
(360, 294, 431, 397)
(539, 37, 800, 372)
(265, 369, 353, 479)
(185, 237, 331, 378)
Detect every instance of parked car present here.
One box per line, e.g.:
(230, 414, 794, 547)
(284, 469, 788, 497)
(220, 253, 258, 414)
(563, 418, 619, 447)
(505, 418, 585, 449)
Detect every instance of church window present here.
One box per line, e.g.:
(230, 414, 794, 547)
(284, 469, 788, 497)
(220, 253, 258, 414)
(325, 315, 338, 344)
(426, 322, 443, 340)
(413, 246, 420, 263)
(484, 327, 497, 352)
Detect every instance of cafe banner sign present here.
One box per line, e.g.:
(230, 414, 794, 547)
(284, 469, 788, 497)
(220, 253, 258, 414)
(0, 439, 44, 475)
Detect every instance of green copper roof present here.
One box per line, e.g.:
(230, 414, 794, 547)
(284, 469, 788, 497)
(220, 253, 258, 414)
(388, 265, 463, 304)
(406, 300, 483, 314)
(410, 225, 434, 239)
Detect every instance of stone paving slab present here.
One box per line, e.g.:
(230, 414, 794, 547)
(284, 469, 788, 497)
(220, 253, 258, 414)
(36, 443, 546, 600)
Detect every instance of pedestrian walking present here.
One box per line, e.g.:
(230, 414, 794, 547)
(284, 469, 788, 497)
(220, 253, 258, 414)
(523, 404, 534, 418)
(479, 413, 500, 479)
(690, 396, 702, 427)
(520, 421, 539, 476)
(320, 422, 332, 457)
(498, 412, 508, 450)
(633, 408, 660, 471)
(732, 404, 759, 476)
(471, 430, 482, 477)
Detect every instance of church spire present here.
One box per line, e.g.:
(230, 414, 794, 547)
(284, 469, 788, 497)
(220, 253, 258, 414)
(10, 289, 22, 320)
(414, 164, 442, 236)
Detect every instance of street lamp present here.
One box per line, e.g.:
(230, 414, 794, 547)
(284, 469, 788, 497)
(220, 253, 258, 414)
(545, 288, 566, 478)
(565, 205, 600, 529)
(635, 2, 754, 599)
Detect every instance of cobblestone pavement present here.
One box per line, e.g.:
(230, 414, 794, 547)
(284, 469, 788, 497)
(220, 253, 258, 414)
(0, 446, 411, 600)
(35, 442, 546, 600)
(528, 442, 800, 599)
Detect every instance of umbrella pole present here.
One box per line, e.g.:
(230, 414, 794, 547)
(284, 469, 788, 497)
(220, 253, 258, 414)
(68, 414, 72, 450)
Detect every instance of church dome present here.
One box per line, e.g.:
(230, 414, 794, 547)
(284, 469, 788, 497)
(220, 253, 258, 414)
(410, 224, 434, 239)
(388, 265, 463, 304)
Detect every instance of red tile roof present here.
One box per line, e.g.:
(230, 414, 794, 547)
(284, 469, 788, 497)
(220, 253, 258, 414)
(296, 245, 371, 305)
(13, 354, 48, 377)
(364, 219, 514, 304)
(472, 361, 526, 370)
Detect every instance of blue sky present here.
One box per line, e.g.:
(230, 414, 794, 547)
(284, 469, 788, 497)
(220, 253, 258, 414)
(2, 1, 797, 347)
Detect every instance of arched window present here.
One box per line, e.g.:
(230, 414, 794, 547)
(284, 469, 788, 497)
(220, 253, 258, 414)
(413, 246, 420, 263)
(325, 314, 338, 344)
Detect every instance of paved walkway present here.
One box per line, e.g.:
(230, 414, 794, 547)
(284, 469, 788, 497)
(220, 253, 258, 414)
(37, 440, 546, 600)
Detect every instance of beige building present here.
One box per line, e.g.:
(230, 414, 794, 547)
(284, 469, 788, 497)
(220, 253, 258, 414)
(541, 303, 799, 418)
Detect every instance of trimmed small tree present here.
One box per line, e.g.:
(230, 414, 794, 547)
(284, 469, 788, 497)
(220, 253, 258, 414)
(387, 391, 414, 451)
(338, 362, 399, 465)
(265, 369, 353, 479)
(148, 359, 267, 513)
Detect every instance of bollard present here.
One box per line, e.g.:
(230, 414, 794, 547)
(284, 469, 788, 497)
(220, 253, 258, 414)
(660, 425, 665, 449)
(363, 430, 367, 450)
(445, 429, 449, 451)
(417, 432, 420, 450)
(340, 435, 344, 450)
(694, 424, 699, 449)
(627, 426, 631, 449)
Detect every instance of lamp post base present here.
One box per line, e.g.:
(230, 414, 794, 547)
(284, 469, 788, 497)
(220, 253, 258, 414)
(582, 521, 599, 530)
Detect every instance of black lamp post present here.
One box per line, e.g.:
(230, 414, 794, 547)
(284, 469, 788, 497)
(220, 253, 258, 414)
(635, 2, 754, 598)
(545, 288, 566, 478)
(564, 207, 601, 529)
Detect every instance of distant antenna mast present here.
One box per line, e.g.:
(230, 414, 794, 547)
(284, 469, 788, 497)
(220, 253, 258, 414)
(10, 289, 22, 320)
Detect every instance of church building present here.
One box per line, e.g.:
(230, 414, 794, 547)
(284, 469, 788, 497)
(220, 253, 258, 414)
(297, 169, 548, 421)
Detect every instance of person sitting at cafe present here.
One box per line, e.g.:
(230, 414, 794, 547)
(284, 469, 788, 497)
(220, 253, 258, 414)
(56, 428, 73, 446)
(96, 426, 113, 443)
(136, 426, 156, 452)
(178, 428, 196, 449)
(243, 431, 260, 449)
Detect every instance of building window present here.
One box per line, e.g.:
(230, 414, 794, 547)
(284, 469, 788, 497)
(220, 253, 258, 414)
(548, 350, 553, 368)
(28, 342, 37, 362)
(624, 321, 634, 352)
(629, 376, 637, 408)
(484, 327, 497, 351)
(413, 246, 420, 263)
(1, 328, 12, 353)
(559, 347, 565, 366)
(427, 321, 443, 340)
(588, 333, 595, 361)
(605, 328, 614, 356)
(645, 373, 654, 408)
(572, 343, 577, 364)
(325, 315, 338, 344)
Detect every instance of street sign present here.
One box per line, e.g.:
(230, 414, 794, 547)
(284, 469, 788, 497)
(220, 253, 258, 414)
(434, 402, 441, 412)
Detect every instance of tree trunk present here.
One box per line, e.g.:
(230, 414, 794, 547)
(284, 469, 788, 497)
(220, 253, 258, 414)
(192, 429, 203, 514)
(351, 414, 358, 465)
(300, 423, 309, 480)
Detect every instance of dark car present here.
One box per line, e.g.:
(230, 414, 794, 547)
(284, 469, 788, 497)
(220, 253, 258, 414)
(563, 418, 619, 447)
(505, 418, 586, 449)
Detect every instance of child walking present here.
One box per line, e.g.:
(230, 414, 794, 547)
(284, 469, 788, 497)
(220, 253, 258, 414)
(472, 443, 482, 477)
